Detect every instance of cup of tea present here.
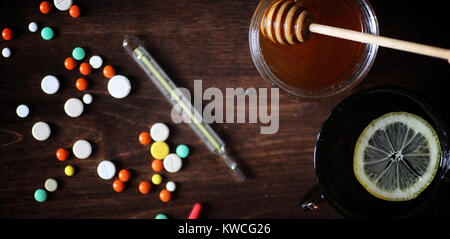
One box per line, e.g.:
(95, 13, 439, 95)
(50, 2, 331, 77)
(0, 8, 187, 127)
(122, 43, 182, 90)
(249, 0, 379, 100)
(302, 87, 450, 218)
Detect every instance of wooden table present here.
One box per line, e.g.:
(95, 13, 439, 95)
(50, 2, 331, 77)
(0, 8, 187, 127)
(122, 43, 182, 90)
(0, 0, 449, 219)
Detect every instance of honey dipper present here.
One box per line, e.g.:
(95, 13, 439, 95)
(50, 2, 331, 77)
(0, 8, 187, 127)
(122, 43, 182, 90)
(261, 0, 450, 63)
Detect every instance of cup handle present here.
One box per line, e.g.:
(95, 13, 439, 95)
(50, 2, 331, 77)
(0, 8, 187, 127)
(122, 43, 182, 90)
(300, 184, 325, 211)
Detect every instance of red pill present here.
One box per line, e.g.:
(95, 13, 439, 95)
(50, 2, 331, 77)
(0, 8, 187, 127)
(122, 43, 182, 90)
(69, 5, 81, 18)
(39, 1, 52, 14)
(2, 28, 13, 40)
(56, 148, 69, 161)
(103, 65, 115, 78)
(75, 78, 88, 91)
(113, 179, 125, 192)
(159, 189, 172, 203)
(79, 62, 92, 75)
(138, 132, 151, 145)
(118, 169, 131, 182)
(188, 202, 203, 219)
(64, 57, 77, 70)
(151, 159, 163, 172)
(139, 181, 151, 194)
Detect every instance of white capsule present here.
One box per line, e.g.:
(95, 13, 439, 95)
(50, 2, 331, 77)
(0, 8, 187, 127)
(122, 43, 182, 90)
(163, 153, 182, 173)
(150, 123, 169, 142)
(44, 178, 58, 192)
(64, 98, 84, 117)
(2, 47, 11, 58)
(89, 55, 103, 69)
(72, 139, 92, 159)
(82, 93, 93, 104)
(166, 181, 176, 192)
(54, 0, 73, 11)
(97, 160, 116, 180)
(16, 104, 30, 118)
(31, 121, 51, 141)
(28, 22, 38, 32)
(108, 75, 131, 99)
(41, 75, 60, 94)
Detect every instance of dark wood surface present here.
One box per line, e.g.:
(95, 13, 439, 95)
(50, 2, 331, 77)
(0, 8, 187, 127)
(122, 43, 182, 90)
(0, 0, 449, 219)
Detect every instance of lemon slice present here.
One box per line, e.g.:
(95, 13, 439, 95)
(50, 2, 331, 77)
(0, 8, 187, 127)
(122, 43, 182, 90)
(354, 112, 441, 201)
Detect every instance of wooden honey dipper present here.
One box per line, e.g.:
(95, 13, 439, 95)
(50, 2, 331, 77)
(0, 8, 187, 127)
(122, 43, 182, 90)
(261, 0, 450, 63)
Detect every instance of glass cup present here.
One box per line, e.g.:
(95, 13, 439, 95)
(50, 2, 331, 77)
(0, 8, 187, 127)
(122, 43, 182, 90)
(249, 0, 379, 100)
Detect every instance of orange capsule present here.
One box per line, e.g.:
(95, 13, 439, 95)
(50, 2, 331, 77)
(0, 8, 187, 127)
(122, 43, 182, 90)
(39, 1, 52, 14)
(113, 179, 125, 192)
(75, 78, 88, 91)
(118, 169, 131, 182)
(138, 132, 151, 145)
(64, 57, 77, 70)
(103, 65, 115, 78)
(56, 148, 69, 161)
(151, 159, 163, 172)
(69, 5, 81, 18)
(159, 189, 172, 203)
(2, 28, 13, 40)
(79, 62, 92, 75)
(139, 181, 151, 194)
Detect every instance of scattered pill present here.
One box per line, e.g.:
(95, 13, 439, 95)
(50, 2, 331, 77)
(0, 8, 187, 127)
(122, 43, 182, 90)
(64, 57, 77, 70)
(64, 98, 84, 117)
(44, 178, 58, 192)
(72, 47, 85, 60)
(32, 121, 51, 141)
(138, 132, 151, 145)
(118, 169, 131, 182)
(163, 153, 182, 173)
(89, 55, 103, 69)
(176, 144, 189, 158)
(64, 165, 75, 176)
(150, 123, 169, 142)
(2, 47, 11, 58)
(155, 214, 168, 219)
(152, 173, 162, 185)
(34, 189, 47, 202)
(56, 148, 69, 161)
(16, 104, 30, 118)
(54, 0, 73, 11)
(151, 159, 163, 172)
(188, 203, 202, 219)
(79, 62, 92, 75)
(69, 5, 80, 18)
(75, 77, 88, 91)
(166, 181, 176, 192)
(28, 22, 38, 32)
(72, 139, 92, 159)
(108, 75, 131, 99)
(82, 93, 93, 104)
(150, 141, 170, 160)
(41, 27, 54, 40)
(113, 179, 125, 192)
(159, 189, 172, 203)
(41, 75, 60, 94)
(103, 65, 116, 78)
(39, 1, 52, 14)
(2, 28, 13, 40)
(139, 181, 151, 194)
(97, 160, 116, 180)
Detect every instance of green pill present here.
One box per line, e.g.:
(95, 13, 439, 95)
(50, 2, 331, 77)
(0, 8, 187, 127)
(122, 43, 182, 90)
(72, 47, 85, 60)
(34, 189, 47, 202)
(155, 213, 168, 219)
(176, 144, 189, 158)
(41, 27, 54, 40)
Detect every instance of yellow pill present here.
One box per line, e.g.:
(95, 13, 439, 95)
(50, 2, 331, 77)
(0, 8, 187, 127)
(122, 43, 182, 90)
(152, 174, 163, 185)
(150, 141, 169, 160)
(65, 165, 75, 176)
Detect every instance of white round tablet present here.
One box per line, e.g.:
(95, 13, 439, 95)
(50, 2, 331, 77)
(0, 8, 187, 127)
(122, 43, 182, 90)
(44, 178, 58, 192)
(2, 47, 11, 58)
(41, 75, 60, 94)
(166, 181, 176, 192)
(82, 93, 93, 104)
(108, 75, 131, 99)
(97, 160, 116, 180)
(89, 55, 103, 69)
(28, 22, 38, 32)
(163, 153, 182, 173)
(16, 104, 30, 118)
(54, 0, 73, 11)
(64, 98, 84, 117)
(32, 121, 51, 141)
(72, 139, 92, 159)
(150, 123, 169, 142)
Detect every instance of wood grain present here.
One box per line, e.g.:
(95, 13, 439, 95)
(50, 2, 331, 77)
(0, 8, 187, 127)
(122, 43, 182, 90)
(0, 0, 449, 218)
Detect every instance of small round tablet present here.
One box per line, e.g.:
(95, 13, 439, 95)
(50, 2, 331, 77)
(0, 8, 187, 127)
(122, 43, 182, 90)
(41, 75, 60, 94)
(64, 98, 84, 117)
(54, 0, 73, 11)
(163, 153, 182, 173)
(107, 75, 131, 99)
(2, 47, 11, 58)
(176, 144, 189, 158)
(97, 160, 116, 180)
(28, 22, 38, 32)
(72, 139, 92, 159)
(44, 178, 58, 192)
(32, 121, 51, 141)
(150, 123, 169, 142)
(82, 93, 93, 104)
(166, 181, 176, 192)
(40, 26, 54, 40)
(89, 55, 103, 69)
(16, 104, 30, 118)
(34, 189, 47, 202)
(72, 47, 85, 60)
